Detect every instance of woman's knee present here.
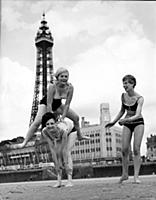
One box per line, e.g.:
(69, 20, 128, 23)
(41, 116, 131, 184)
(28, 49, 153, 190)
(133, 148, 140, 156)
(32, 119, 41, 129)
(122, 148, 129, 156)
(73, 115, 79, 125)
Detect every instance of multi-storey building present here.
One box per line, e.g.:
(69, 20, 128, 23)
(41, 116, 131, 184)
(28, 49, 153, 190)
(0, 103, 122, 170)
(146, 134, 156, 161)
(72, 103, 122, 165)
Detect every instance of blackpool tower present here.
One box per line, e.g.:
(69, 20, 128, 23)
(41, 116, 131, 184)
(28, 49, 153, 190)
(29, 13, 54, 126)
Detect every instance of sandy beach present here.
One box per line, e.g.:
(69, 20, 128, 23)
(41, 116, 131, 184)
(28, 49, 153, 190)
(0, 175, 156, 200)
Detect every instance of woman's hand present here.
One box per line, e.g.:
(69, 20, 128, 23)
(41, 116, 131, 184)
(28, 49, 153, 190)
(118, 118, 129, 126)
(59, 116, 65, 122)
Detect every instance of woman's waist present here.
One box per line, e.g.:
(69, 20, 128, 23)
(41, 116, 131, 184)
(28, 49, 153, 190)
(125, 111, 143, 118)
(124, 115, 144, 123)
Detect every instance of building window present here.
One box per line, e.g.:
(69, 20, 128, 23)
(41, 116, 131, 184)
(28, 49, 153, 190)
(85, 140, 89, 144)
(96, 139, 100, 143)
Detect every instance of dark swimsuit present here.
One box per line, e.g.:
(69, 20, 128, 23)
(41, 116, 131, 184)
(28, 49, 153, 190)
(40, 83, 72, 112)
(121, 93, 144, 132)
(40, 95, 62, 111)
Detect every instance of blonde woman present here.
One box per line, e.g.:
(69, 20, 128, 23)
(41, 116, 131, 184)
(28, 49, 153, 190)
(14, 67, 89, 149)
(46, 67, 89, 141)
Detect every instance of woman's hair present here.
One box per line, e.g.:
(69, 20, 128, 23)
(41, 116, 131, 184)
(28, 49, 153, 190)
(122, 74, 136, 88)
(54, 67, 69, 80)
(41, 112, 58, 129)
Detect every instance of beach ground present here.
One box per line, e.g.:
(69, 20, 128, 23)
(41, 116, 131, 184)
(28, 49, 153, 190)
(0, 175, 156, 200)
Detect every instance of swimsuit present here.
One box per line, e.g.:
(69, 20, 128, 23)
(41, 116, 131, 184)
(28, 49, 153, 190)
(40, 96, 62, 111)
(121, 93, 144, 132)
(40, 83, 71, 111)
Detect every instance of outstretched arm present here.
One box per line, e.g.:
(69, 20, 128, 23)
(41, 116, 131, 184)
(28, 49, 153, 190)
(105, 104, 125, 128)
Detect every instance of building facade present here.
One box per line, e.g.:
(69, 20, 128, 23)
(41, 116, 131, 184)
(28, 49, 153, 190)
(0, 103, 122, 170)
(72, 103, 122, 166)
(146, 134, 156, 161)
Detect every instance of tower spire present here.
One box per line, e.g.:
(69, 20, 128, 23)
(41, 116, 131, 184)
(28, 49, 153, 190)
(42, 11, 45, 19)
(29, 15, 54, 126)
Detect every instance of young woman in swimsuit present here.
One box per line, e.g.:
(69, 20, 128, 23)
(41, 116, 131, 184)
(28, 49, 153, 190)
(41, 112, 77, 187)
(105, 75, 144, 184)
(14, 67, 89, 149)
(46, 67, 89, 141)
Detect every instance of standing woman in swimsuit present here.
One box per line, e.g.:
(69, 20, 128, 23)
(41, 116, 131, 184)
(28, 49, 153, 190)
(105, 75, 144, 184)
(46, 67, 89, 141)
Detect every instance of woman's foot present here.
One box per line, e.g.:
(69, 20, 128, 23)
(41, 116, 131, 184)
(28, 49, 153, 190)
(53, 182, 62, 188)
(133, 177, 141, 184)
(118, 175, 129, 183)
(6, 142, 25, 150)
(65, 181, 73, 187)
(12, 143, 25, 149)
(77, 135, 90, 141)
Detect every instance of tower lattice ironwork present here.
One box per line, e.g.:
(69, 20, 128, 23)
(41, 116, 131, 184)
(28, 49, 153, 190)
(29, 13, 54, 126)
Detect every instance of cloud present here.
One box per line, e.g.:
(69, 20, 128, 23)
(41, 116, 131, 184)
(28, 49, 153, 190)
(65, 25, 156, 155)
(0, 57, 34, 141)
(45, 1, 134, 41)
(1, 1, 38, 31)
(1, 0, 156, 157)
(2, 3, 27, 31)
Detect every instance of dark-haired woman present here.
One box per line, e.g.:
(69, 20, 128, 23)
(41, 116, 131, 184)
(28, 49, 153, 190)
(105, 75, 144, 184)
(41, 112, 77, 187)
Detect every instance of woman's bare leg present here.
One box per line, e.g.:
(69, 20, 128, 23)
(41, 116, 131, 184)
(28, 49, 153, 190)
(43, 134, 62, 187)
(16, 105, 47, 148)
(56, 105, 90, 140)
(65, 131, 77, 187)
(133, 125, 144, 183)
(119, 126, 132, 183)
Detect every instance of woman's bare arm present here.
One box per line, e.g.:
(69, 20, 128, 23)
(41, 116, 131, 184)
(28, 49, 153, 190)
(61, 85, 74, 120)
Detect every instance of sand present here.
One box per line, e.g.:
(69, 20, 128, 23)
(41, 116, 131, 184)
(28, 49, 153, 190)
(0, 175, 156, 200)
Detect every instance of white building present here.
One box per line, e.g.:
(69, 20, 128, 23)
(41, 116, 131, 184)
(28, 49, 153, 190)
(72, 103, 122, 165)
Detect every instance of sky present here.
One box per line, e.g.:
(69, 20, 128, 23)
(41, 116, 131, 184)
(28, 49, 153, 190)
(1, 0, 156, 156)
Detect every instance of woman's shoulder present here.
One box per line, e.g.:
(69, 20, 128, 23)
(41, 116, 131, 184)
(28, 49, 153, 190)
(67, 82, 74, 91)
(135, 92, 144, 100)
(137, 95, 144, 103)
(48, 82, 57, 90)
(121, 93, 125, 101)
(67, 82, 73, 87)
